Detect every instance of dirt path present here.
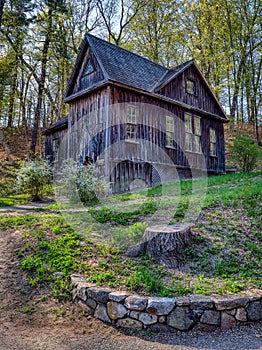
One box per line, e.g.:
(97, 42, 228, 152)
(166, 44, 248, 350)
(0, 207, 261, 350)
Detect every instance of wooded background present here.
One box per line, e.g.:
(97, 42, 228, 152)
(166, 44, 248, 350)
(0, 0, 261, 155)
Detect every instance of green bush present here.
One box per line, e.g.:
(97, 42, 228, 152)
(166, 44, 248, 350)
(230, 133, 262, 172)
(57, 159, 109, 205)
(16, 159, 52, 201)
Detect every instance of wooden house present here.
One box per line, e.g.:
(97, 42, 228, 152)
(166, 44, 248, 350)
(44, 33, 228, 192)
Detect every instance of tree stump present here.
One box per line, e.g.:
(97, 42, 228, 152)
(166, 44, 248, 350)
(126, 223, 193, 268)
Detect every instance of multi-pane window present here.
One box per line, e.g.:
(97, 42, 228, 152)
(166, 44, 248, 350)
(194, 117, 201, 153)
(126, 105, 136, 141)
(186, 79, 196, 95)
(185, 113, 193, 151)
(210, 128, 217, 156)
(166, 115, 175, 147)
(184, 113, 201, 152)
(52, 138, 59, 161)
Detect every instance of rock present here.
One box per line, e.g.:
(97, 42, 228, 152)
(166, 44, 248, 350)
(94, 304, 111, 323)
(87, 287, 112, 303)
(246, 301, 262, 321)
(159, 316, 166, 323)
(200, 310, 221, 325)
(214, 297, 249, 310)
(146, 297, 176, 315)
(148, 323, 174, 333)
(107, 301, 128, 320)
(78, 300, 94, 315)
(109, 291, 130, 302)
(138, 312, 158, 325)
(125, 296, 147, 311)
(74, 284, 87, 301)
(235, 308, 247, 322)
(129, 311, 140, 320)
(116, 318, 143, 330)
(176, 297, 190, 306)
(167, 307, 196, 331)
(190, 295, 214, 309)
(71, 274, 88, 286)
(85, 297, 97, 310)
(221, 312, 236, 329)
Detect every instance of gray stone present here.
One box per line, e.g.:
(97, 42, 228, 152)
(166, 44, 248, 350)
(125, 296, 147, 311)
(94, 304, 111, 323)
(221, 312, 236, 329)
(138, 312, 158, 325)
(75, 285, 87, 301)
(167, 307, 196, 331)
(190, 295, 214, 309)
(214, 297, 249, 310)
(192, 309, 204, 319)
(71, 274, 88, 286)
(129, 311, 140, 319)
(148, 323, 174, 333)
(116, 317, 143, 330)
(87, 287, 112, 303)
(109, 291, 130, 302)
(146, 297, 176, 315)
(85, 297, 97, 310)
(200, 310, 221, 325)
(235, 308, 247, 322)
(176, 297, 190, 306)
(159, 316, 166, 323)
(107, 301, 128, 320)
(246, 301, 262, 321)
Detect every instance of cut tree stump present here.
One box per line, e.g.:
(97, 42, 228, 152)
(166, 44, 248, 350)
(126, 223, 193, 268)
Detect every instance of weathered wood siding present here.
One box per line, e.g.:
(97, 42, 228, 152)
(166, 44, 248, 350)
(156, 65, 225, 119)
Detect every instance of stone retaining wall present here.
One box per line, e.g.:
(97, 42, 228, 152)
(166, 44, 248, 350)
(72, 274, 262, 332)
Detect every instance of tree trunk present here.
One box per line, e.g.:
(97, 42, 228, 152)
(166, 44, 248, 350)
(126, 223, 193, 268)
(0, 130, 14, 164)
(30, 9, 52, 156)
(0, 0, 5, 27)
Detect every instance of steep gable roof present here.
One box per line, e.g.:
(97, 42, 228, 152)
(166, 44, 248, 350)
(85, 34, 168, 92)
(64, 34, 227, 121)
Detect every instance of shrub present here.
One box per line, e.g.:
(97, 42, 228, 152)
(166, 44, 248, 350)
(230, 133, 262, 172)
(16, 159, 52, 201)
(57, 159, 109, 205)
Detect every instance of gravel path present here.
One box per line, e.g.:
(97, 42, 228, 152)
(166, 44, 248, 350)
(0, 206, 261, 350)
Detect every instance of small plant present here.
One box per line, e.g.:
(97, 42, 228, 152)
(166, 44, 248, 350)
(230, 133, 262, 172)
(57, 159, 109, 205)
(16, 159, 52, 201)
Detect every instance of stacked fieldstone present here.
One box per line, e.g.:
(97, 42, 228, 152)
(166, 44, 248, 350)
(72, 274, 262, 332)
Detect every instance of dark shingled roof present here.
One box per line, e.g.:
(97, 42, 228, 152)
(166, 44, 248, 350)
(86, 33, 169, 92)
(42, 116, 68, 135)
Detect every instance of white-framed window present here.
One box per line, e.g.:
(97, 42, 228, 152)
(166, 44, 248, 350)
(184, 113, 202, 152)
(126, 105, 136, 141)
(185, 113, 193, 151)
(186, 79, 196, 95)
(166, 115, 175, 147)
(210, 128, 217, 156)
(194, 116, 202, 153)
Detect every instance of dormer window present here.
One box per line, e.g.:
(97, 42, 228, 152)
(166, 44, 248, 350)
(186, 79, 196, 95)
(82, 58, 95, 76)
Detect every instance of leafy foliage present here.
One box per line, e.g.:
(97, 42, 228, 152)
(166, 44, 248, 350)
(16, 159, 52, 201)
(57, 159, 109, 205)
(230, 133, 262, 172)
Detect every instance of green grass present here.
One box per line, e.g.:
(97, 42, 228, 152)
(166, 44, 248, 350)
(0, 171, 261, 300)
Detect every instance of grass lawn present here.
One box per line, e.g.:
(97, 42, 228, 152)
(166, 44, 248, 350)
(0, 171, 261, 300)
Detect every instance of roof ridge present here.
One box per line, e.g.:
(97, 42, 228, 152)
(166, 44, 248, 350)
(86, 33, 168, 71)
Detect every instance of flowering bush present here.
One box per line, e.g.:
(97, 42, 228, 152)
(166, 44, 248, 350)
(57, 159, 109, 205)
(16, 159, 52, 201)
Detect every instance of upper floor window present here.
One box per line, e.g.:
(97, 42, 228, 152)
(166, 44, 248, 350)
(82, 58, 95, 76)
(165, 115, 175, 148)
(186, 79, 196, 95)
(126, 105, 136, 141)
(210, 128, 217, 156)
(184, 113, 202, 152)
